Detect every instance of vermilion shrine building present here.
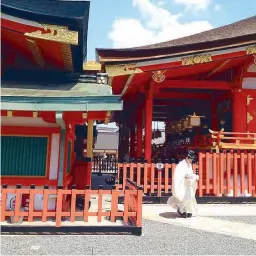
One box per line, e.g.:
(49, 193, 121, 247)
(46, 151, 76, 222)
(97, 16, 256, 164)
(1, 0, 122, 192)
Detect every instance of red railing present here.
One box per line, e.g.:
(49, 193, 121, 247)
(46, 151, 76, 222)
(117, 151, 256, 197)
(0, 180, 142, 228)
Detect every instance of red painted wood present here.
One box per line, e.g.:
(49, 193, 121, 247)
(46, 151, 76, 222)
(244, 72, 256, 78)
(232, 89, 247, 133)
(1, 126, 60, 135)
(1, 18, 43, 33)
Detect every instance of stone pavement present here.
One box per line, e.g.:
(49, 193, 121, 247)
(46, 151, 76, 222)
(1, 204, 256, 255)
(142, 204, 256, 241)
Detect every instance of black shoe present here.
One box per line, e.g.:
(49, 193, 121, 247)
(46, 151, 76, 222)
(177, 209, 187, 218)
(187, 213, 192, 218)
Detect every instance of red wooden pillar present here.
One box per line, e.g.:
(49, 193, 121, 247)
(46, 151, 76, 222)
(144, 91, 153, 163)
(232, 89, 247, 133)
(136, 107, 143, 159)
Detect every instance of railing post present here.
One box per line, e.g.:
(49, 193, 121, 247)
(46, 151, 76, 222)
(14, 184, 22, 223)
(198, 153, 203, 197)
(1, 184, 8, 222)
(56, 185, 63, 227)
(136, 186, 143, 227)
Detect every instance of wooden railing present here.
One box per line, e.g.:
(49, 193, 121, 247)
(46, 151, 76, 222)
(210, 130, 256, 151)
(0, 180, 142, 228)
(117, 151, 256, 197)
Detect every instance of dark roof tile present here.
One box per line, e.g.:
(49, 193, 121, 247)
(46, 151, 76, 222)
(97, 16, 256, 60)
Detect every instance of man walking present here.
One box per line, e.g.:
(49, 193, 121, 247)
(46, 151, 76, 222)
(167, 150, 199, 218)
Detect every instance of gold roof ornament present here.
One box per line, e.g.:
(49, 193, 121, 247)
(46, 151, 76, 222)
(83, 61, 102, 71)
(25, 24, 78, 45)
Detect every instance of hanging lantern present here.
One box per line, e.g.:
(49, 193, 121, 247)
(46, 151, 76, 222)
(189, 113, 205, 127)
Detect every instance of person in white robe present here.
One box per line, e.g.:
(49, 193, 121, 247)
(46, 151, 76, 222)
(167, 150, 199, 218)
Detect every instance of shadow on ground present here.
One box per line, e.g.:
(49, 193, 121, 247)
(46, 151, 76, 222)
(159, 212, 180, 219)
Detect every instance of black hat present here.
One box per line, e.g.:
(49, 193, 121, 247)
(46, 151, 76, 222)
(187, 150, 196, 159)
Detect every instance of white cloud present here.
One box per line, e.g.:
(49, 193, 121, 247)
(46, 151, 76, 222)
(214, 4, 221, 11)
(108, 0, 213, 48)
(174, 0, 212, 11)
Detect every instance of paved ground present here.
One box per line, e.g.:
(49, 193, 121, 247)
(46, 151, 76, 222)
(1, 204, 256, 255)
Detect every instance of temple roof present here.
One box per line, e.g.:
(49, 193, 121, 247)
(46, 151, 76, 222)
(1, 0, 90, 72)
(1, 71, 123, 112)
(1, 81, 113, 97)
(97, 16, 256, 61)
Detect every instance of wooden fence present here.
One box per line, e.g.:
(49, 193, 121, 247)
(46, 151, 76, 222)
(117, 152, 256, 197)
(0, 179, 142, 227)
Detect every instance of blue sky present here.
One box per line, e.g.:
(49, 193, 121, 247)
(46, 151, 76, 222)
(86, 0, 256, 60)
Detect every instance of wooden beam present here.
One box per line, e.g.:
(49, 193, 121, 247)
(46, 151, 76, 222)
(244, 72, 256, 78)
(154, 80, 231, 91)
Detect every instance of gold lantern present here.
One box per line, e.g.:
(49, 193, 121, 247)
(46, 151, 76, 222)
(189, 113, 205, 127)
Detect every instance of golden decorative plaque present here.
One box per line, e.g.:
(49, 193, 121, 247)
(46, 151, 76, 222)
(105, 64, 143, 77)
(25, 24, 78, 45)
(182, 54, 212, 66)
(246, 45, 256, 55)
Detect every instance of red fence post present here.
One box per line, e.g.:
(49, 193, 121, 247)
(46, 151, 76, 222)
(56, 186, 63, 227)
(136, 186, 143, 227)
(198, 153, 203, 197)
(1, 185, 8, 222)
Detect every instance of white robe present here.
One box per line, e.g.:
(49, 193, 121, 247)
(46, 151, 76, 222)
(167, 159, 199, 214)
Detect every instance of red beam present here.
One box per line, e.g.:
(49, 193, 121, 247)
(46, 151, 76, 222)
(244, 72, 256, 78)
(154, 80, 231, 91)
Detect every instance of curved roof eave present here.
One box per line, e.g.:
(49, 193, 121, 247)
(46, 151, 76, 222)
(96, 16, 256, 62)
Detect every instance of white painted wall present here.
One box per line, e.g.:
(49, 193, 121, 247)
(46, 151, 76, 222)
(49, 133, 60, 180)
(242, 77, 256, 89)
